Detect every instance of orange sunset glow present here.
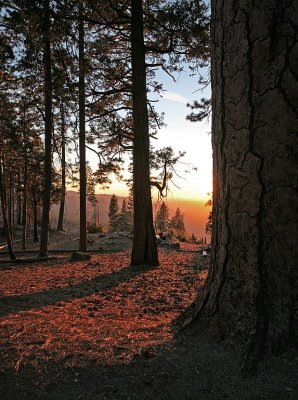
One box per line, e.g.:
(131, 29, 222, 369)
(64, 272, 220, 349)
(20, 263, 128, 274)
(0, 251, 207, 375)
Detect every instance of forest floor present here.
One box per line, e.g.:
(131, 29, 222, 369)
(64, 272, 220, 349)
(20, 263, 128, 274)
(0, 232, 297, 400)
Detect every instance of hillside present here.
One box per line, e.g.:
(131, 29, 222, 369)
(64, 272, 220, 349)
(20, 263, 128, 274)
(50, 191, 211, 240)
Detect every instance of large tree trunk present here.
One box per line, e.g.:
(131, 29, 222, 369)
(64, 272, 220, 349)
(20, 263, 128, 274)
(57, 101, 66, 232)
(130, 0, 159, 267)
(188, 0, 298, 369)
(78, 1, 87, 253)
(39, 0, 53, 258)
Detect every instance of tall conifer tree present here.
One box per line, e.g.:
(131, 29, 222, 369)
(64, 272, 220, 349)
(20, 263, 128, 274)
(39, 0, 53, 257)
(130, 0, 159, 266)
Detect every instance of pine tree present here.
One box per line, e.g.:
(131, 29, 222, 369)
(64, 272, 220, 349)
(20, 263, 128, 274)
(39, 0, 54, 257)
(78, 0, 87, 252)
(86, 165, 98, 226)
(130, 0, 159, 266)
(1, 0, 209, 260)
(155, 202, 169, 238)
(117, 199, 130, 233)
(169, 207, 186, 241)
(126, 188, 134, 233)
(108, 194, 119, 233)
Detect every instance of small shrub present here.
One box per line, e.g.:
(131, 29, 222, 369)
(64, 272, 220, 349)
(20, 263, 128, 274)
(87, 223, 103, 234)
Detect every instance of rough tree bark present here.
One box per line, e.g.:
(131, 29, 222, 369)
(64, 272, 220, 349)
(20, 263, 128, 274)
(130, 0, 159, 267)
(187, 0, 298, 369)
(39, 0, 53, 257)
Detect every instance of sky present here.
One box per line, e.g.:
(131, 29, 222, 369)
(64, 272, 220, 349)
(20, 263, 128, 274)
(152, 67, 212, 201)
(88, 66, 212, 202)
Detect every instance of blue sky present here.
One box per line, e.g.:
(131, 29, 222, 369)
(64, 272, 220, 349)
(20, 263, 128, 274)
(152, 66, 212, 200)
(88, 65, 212, 201)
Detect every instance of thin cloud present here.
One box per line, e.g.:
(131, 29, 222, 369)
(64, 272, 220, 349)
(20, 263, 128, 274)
(160, 91, 190, 104)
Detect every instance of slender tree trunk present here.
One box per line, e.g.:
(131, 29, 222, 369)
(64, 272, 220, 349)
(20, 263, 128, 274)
(8, 169, 13, 238)
(22, 154, 27, 250)
(11, 177, 15, 226)
(39, 0, 53, 257)
(57, 101, 66, 231)
(17, 169, 22, 225)
(78, 1, 87, 252)
(187, 0, 298, 370)
(130, 0, 159, 267)
(0, 152, 16, 260)
(93, 204, 96, 226)
(32, 189, 39, 242)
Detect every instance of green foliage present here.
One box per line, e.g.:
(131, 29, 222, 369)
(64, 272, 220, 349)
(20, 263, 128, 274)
(108, 194, 119, 232)
(155, 201, 170, 236)
(155, 203, 187, 241)
(108, 195, 133, 234)
(117, 199, 132, 233)
(86, 165, 98, 206)
(187, 97, 211, 123)
(126, 188, 134, 232)
(169, 207, 186, 241)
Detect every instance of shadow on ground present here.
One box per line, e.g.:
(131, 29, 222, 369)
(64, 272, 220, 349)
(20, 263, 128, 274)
(1, 250, 297, 400)
(0, 264, 148, 318)
(1, 331, 297, 400)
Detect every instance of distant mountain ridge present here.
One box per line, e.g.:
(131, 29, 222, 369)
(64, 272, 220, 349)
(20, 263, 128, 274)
(50, 191, 210, 239)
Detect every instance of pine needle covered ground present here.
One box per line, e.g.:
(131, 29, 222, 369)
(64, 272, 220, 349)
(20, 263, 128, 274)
(0, 244, 297, 400)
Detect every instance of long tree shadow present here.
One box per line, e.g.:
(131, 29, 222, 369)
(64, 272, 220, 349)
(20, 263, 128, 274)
(1, 331, 297, 400)
(0, 264, 149, 318)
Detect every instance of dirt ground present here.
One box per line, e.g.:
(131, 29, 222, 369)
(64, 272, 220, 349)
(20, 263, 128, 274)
(0, 233, 297, 400)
